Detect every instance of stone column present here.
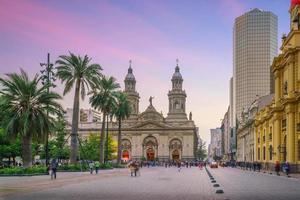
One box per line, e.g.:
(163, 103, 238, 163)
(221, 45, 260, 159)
(273, 114, 281, 162)
(287, 105, 295, 163)
(274, 71, 281, 107)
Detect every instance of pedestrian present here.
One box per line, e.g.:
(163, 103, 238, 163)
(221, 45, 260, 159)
(95, 161, 100, 174)
(89, 161, 94, 174)
(50, 159, 58, 180)
(284, 161, 290, 176)
(275, 161, 280, 176)
(177, 161, 182, 172)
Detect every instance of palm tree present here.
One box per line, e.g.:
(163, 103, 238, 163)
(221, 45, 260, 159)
(0, 69, 62, 168)
(113, 92, 131, 165)
(56, 52, 102, 163)
(89, 76, 120, 164)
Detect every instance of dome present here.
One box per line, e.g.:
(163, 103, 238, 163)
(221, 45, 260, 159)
(172, 65, 182, 79)
(125, 66, 136, 81)
(291, 0, 300, 9)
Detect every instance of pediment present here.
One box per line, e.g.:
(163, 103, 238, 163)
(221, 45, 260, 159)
(131, 121, 172, 129)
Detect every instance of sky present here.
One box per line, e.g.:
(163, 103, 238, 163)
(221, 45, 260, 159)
(0, 0, 291, 145)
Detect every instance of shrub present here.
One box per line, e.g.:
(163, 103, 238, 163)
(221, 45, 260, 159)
(0, 166, 47, 175)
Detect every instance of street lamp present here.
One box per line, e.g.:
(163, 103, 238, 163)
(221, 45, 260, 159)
(40, 53, 56, 166)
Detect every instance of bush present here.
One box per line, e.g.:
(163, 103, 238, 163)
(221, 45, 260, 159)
(57, 163, 88, 171)
(0, 166, 47, 175)
(99, 163, 113, 169)
(112, 163, 127, 168)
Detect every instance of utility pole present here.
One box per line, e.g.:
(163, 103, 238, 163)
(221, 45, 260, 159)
(40, 53, 56, 166)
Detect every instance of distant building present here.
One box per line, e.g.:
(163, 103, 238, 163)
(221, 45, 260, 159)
(233, 8, 278, 128)
(221, 107, 231, 161)
(208, 128, 222, 160)
(64, 108, 101, 124)
(66, 62, 198, 161)
(237, 94, 273, 162)
(232, 8, 278, 162)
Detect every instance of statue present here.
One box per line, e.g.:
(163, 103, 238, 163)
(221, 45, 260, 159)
(189, 112, 192, 120)
(149, 96, 154, 106)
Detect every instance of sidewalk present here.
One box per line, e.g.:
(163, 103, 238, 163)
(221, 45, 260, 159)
(233, 167, 300, 180)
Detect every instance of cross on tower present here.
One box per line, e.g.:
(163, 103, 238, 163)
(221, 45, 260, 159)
(129, 59, 132, 67)
(176, 58, 179, 66)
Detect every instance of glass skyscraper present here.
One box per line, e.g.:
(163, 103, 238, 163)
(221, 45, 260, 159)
(233, 8, 278, 125)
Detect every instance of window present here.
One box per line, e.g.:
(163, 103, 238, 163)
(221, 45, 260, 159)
(269, 133, 272, 141)
(282, 119, 287, 131)
(258, 137, 260, 144)
(269, 145, 273, 161)
(258, 147, 261, 160)
(263, 146, 266, 160)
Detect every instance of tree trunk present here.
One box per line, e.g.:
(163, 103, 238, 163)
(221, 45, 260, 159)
(99, 112, 106, 164)
(70, 79, 81, 164)
(22, 134, 32, 168)
(117, 117, 122, 165)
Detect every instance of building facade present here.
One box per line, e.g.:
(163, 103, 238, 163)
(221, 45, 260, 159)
(237, 94, 273, 162)
(221, 107, 231, 161)
(208, 128, 222, 160)
(70, 62, 198, 162)
(254, 1, 300, 172)
(233, 8, 278, 126)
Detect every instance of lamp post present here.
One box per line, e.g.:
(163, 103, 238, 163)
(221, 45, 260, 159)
(40, 53, 56, 166)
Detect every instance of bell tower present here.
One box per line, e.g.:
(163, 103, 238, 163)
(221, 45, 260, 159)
(167, 59, 187, 120)
(124, 60, 140, 120)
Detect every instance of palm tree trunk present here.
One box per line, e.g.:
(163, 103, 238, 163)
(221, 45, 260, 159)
(100, 112, 106, 164)
(22, 134, 32, 168)
(117, 117, 122, 165)
(70, 79, 80, 164)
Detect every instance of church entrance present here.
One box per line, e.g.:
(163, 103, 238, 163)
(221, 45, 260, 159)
(122, 150, 130, 161)
(172, 149, 180, 161)
(146, 148, 155, 161)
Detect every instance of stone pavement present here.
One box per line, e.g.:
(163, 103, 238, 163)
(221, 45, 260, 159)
(1, 166, 300, 200)
(0, 167, 220, 200)
(207, 167, 300, 200)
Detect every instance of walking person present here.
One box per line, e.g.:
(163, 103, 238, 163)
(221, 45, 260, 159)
(50, 159, 58, 180)
(275, 161, 280, 176)
(89, 161, 94, 174)
(284, 161, 290, 176)
(177, 161, 182, 172)
(95, 161, 100, 174)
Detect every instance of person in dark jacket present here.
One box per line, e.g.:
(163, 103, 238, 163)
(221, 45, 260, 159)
(275, 161, 280, 176)
(50, 159, 58, 180)
(284, 161, 290, 176)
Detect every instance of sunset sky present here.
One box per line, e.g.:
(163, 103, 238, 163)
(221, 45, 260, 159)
(0, 0, 291, 144)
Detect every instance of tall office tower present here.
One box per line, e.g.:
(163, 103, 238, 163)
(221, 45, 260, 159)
(233, 9, 278, 124)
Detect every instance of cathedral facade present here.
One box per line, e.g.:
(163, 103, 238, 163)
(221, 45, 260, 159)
(75, 63, 198, 161)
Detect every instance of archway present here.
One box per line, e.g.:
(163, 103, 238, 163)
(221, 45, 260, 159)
(143, 136, 158, 161)
(146, 148, 155, 161)
(121, 139, 131, 162)
(169, 138, 182, 161)
(172, 149, 180, 161)
(122, 150, 130, 161)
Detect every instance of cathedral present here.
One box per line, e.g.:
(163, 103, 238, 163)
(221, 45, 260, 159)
(75, 62, 198, 161)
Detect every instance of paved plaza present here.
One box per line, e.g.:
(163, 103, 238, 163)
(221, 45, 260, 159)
(0, 167, 300, 200)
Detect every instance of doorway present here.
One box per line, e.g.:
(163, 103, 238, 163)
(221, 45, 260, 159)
(146, 148, 155, 161)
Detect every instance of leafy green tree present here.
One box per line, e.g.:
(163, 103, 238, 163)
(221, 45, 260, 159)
(113, 92, 131, 164)
(196, 142, 207, 161)
(40, 118, 70, 161)
(79, 133, 117, 161)
(89, 76, 120, 163)
(0, 129, 21, 166)
(0, 70, 62, 168)
(56, 52, 102, 164)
